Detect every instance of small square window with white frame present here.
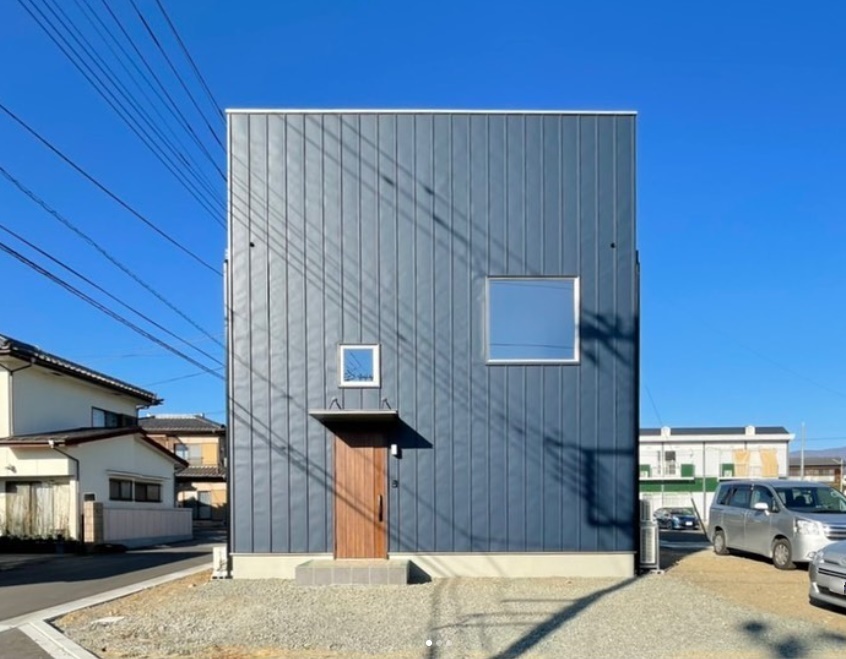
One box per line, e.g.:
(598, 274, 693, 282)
(339, 344, 381, 388)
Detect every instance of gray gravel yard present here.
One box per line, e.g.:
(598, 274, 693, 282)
(54, 559, 846, 659)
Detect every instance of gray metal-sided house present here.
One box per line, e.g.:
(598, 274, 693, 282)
(225, 109, 639, 579)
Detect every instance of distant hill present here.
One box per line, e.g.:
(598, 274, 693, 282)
(789, 446, 846, 461)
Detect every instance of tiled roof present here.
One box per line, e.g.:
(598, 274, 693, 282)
(641, 426, 791, 436)
(177, 465, 226, 480)
(139, 415, 225, 434)
(788, 457, 843, 468)
(0, 427, 187, 467)
(0, 334, 159, 404)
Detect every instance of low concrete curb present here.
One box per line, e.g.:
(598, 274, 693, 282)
(18, 621, 97, 659)
(0, 563, 212, 658)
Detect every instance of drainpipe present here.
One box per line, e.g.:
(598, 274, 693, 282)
(0, 360, 35, 437)
(47, 440, 81, 541)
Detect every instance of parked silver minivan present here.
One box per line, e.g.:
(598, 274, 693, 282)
(708, 479, 846, 569)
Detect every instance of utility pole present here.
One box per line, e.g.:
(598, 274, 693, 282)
(800, 422, 806, 480)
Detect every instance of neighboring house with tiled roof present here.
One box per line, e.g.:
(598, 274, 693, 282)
(787, 456, 846, 491)
(639, 425, 795, 520)
(0, 334, 191, 546)
(140, 414, 227, 525)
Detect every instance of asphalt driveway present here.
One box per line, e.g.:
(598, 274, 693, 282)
(0, 529, 223, 624)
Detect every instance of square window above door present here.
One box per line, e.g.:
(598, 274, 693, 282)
(339, 344, 381, 388)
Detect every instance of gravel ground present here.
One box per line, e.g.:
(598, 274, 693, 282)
(53, 550, 846, 659)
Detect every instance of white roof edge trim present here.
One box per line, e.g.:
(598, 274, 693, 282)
(639, 435, 795, 442)
(225, 108, 638, 116)
(106, 469, 167, 482)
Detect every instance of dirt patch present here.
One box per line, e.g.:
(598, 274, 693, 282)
(666, 547, 846, 633)
(58, 570, 212, 626)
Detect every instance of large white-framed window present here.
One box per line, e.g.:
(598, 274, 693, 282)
(486, 277, 579, 364)
(339, 344, 381, 388)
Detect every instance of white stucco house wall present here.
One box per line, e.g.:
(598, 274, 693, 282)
(0, 334, 192, 547)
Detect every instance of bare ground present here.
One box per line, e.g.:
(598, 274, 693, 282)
(52, 544, 846, 658)
(664, 545, 846, 634)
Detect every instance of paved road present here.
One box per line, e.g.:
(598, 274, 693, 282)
(0, 530, 224, 658)
(0, 531, 223, 622)
(0, 629, 52, 658)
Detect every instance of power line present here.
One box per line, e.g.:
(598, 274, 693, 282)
(70, 331, 224, 361)
(17, 0, 225, 223)
(645, 384, 664, 426)
(153, 0, 223, 123)
(0, 237, 224, 380)
(0, 101, 221, 275)
(129, 0, 223, 148)
(0, 164, 223, 348)
(0, 222, 222, 366)
(143, 366, 224, 387)
(71, 0, 225, 210)
(97, 0, 225, 166)
(21, 0, 225, 214)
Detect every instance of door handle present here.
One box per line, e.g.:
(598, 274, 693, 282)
(378, 494, 383, 522)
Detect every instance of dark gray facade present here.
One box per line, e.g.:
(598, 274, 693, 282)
(226, 111, 638, 557)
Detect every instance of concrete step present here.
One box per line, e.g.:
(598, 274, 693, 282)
(295, 559, 409, 586)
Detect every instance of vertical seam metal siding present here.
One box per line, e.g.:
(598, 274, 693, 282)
(228, 112, 638, 555)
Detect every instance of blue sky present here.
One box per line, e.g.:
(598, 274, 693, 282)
(1, 1, 844, 450)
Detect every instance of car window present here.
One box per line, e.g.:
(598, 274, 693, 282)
(817, 488, 846, 512)
(775, 486, 846, 513)
(716, 486, 733, 505)
(727, 486, 751, 509)
(751, 486, 775, 509)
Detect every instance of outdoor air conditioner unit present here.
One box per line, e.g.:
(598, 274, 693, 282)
(722, 469, 733, 478)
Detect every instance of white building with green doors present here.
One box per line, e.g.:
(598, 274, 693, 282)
(639, 426, 794, 522)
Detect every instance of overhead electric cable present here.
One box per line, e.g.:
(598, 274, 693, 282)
(0, 223, 223, 366)
(0, 164, 224, 347)
(97, 0, 225, 166)
(153, 0, 224, 122)
(0, 237, 224, 380)
(17, 0, 225, 222)
(71, 0, 224, 212)
(0, 101, 221, 275)
(129, 0, 224, 148)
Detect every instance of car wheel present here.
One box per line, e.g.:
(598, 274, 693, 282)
(772, 538, 795, 570)
(713, 529, 730, 555)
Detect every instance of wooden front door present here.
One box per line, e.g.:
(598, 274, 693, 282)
(334, 434, 387, 559)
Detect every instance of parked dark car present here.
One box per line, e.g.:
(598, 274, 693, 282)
(655, 507, 699, 530)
